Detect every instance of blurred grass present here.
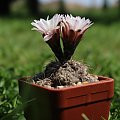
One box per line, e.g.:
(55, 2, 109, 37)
(0, 15, 120, 119)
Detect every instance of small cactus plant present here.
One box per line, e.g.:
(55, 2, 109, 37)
(31, 14, 93, 63)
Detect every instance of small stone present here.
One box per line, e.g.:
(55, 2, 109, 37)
(72, 83, 76, 86)
(76, 82, 82, 85)
(59, 75, 65, 78)
(92, 74, 98, 78)
(82, 81, 89, 84)
(57, 86, 64, 89)
(46, 86, 52, 89)
(95, 80, 99, 82)
(32, 80, 35, 84)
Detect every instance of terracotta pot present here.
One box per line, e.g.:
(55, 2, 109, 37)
(18, 76, 114, 120)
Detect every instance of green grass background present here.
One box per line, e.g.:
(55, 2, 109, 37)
(0, 16, 120, 119)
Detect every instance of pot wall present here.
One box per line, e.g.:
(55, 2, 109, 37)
(18, 76, 114, 120)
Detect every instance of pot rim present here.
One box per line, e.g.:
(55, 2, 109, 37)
(18, 76, 114, 92)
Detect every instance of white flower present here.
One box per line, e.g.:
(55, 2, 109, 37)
(31, 14, 93, 62)
(31, 14, 63, 41)
(62, 14, 93, 33)
(61, 14, 93, 61)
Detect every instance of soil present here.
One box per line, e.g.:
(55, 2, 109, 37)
(29, 60, 99, 89)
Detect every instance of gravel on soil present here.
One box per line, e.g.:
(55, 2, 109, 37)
(28, 60, 99, 89)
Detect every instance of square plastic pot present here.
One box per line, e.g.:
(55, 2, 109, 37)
(18, 76, 114, 120)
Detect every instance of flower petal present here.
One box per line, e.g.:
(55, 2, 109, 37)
(31, 14, 63, 41)
(44, 34, 53, 41)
